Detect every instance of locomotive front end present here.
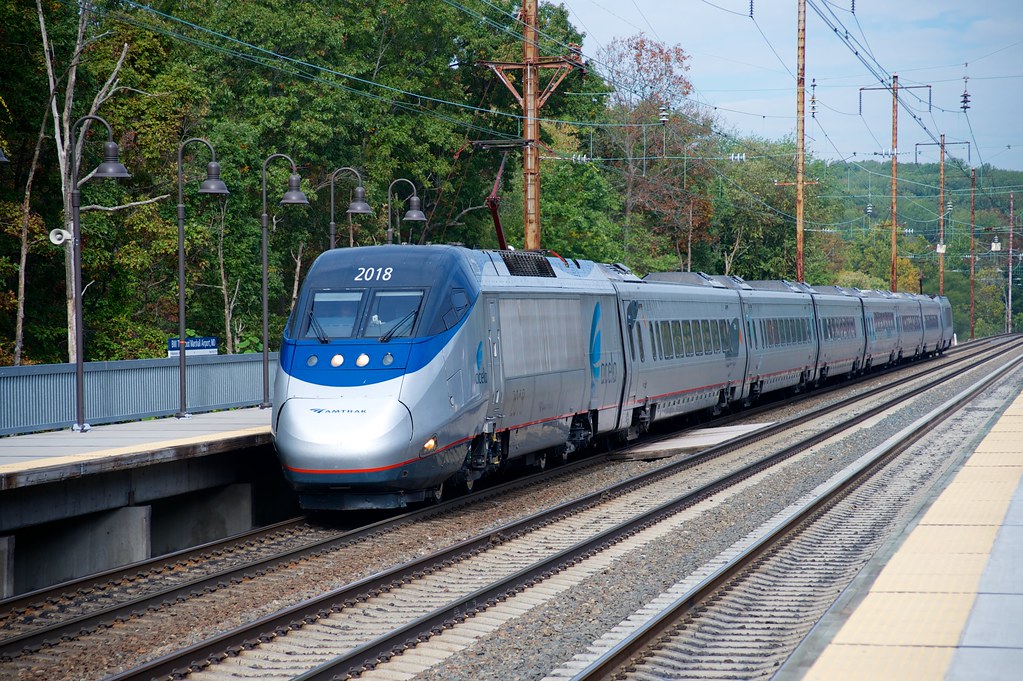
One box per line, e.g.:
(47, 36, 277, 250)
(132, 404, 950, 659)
(272, 245, 482, 510)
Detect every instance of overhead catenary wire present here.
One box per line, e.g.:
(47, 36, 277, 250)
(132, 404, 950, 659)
(90, 0, 1019, 239)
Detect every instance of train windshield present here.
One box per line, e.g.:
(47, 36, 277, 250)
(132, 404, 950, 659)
(303, 290, 364, 340)
(362, 290, 424, 340)
(300, 288, 424, 341)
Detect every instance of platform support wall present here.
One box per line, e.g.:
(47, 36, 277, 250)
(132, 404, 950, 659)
(14, 506, 151, 594)
(1, 536, 13, 599)
(150, 484, 253, 555)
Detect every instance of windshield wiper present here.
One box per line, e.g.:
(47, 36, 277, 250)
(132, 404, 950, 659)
(379, 309, 418, 342)
(307, 311, 330, 344)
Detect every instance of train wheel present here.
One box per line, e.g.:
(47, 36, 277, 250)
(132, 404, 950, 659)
(534, 450, 547, 471)
(431, 482, 445, 504)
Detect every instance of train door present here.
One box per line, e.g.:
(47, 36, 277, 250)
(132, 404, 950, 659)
(486, 298, 505, 429)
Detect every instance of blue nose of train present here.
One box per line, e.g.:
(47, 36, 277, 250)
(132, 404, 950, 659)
(274, 397, 414, 484)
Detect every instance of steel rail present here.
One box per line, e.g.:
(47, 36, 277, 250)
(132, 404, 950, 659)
(106, 339, 1020, 681)
(2, 337, 1007, 664)
(567, 355, 1023, 681)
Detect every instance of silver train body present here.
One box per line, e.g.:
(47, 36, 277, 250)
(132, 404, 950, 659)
(272, 245, 953, 510)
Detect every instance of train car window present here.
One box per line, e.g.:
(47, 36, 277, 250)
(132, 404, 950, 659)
(672, 320, 684, 357)
(362, 290, 424, 339)
(306, 290, 365, 339)
(700, 320, 713, 354)
(636, 324, 646, 362)
(649, 321, 659, 361)
(628, 324, 636, 362)
(691, 320, 704, 355)
(445, 289, 471, 327)
(717, 320, 727, 354)
(710, 320, 721, 354)
(682, 320, 695, 356)
(727, 319, 740, 357)
(660, 321, 674, 360)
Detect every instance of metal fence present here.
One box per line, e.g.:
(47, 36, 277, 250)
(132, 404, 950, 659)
(0, 354, 277, 436)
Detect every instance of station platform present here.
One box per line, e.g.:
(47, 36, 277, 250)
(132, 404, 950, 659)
(0, 407, 271, 490)
(0, 408, 277, 597)
(781, 391, 1023, 680)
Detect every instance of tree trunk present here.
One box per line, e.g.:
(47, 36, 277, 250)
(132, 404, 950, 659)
(290, 242, 304, 313)
(14, 108, 50, 365)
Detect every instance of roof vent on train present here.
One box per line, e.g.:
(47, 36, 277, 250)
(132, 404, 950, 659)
(745, 280, 811, 294)
(643, 271, 727, 288)
(599, 262, 640, 280)
(809, 284, 853, 296)
(499, 250, 557, 277)
(709, 274, 753, 290)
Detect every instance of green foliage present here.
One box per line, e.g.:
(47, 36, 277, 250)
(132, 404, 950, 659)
(2, 1, 1022, 367)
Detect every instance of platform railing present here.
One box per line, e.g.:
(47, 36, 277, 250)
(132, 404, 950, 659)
(0, 353, 276, 436)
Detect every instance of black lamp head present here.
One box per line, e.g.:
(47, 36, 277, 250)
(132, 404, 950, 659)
(199, 161, 229, 195)
(346, 185, 373, 215)
(402, 194, 427, 222)
(280, 173, 309, 205)
(93, 140, 131, 179)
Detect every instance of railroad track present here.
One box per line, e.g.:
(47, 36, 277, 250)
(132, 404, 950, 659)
(0, 337, 997, 665)
(84, 338, 1021, 681)
(558, 352, 1023, 681)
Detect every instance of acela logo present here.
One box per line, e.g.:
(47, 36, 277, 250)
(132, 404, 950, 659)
(590, 301, 602, 382)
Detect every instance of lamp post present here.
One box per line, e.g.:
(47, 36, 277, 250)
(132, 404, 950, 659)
(69, 115, 131, 431)
(261, 153, 309, 408)
(176, 138, 229, 419)
(327, 167, 372, 249)
(386, 178, 427, 245)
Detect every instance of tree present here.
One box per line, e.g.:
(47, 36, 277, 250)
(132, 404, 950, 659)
(35, 0, 168, 362)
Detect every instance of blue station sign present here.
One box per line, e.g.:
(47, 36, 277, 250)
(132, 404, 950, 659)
(167, 336, 218, 357)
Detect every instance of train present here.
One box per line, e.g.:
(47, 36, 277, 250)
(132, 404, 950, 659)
(271, 244, 953, 510)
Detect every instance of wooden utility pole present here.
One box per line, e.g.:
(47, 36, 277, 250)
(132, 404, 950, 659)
(795, 0, 806, 282)
(890, 74, 899, 291)
(1011, 192, 1015, 333)
(939, 134, 946, 294)
(918, 136, 968, 295)
(861, 75, 929, 291)
(970, 167, 976, 339)
(481, 0, 582, 250)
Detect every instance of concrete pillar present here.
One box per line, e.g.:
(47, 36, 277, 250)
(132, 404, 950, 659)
(14, 506, 151, 594)
(151, 484, 252, 556)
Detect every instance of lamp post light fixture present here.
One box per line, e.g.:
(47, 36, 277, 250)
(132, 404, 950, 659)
(176, 138, 229, 419)
(69, 115, 131, 432)
(386, 178, 427, 245)
(261, 153, 309, 408)
(328, 166, 372, 249)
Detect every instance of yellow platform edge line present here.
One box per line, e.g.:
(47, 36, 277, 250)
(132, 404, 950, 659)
(0, 426, 271, 475)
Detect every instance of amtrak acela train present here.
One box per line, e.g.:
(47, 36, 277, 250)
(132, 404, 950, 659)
(272, 244, 953, 510)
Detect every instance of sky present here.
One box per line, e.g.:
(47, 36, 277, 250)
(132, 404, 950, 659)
(560, 0, 1023, 172)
